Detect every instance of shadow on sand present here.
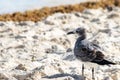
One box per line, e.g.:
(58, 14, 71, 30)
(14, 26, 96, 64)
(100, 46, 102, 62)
(43, 73, 84, 80)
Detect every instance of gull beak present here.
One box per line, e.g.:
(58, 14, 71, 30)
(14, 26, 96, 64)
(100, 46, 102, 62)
(67, 30, 76, 35)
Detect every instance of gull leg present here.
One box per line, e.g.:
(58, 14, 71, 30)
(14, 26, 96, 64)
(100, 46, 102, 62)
(92, 68, 95, 80)
(82, 64, 85, 80)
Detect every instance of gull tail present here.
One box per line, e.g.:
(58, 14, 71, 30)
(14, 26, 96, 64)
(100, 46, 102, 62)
(91, 59, 116, 65)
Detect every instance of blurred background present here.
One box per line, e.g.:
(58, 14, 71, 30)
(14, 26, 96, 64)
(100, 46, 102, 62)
(0, 0, 91, 14)
(0, 0, 117, 21)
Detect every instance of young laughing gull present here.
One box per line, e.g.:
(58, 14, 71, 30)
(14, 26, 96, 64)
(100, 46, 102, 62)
(67, 27, 115, 80)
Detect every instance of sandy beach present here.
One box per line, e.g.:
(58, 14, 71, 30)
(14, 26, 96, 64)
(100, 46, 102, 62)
(0, 7, 120, 80)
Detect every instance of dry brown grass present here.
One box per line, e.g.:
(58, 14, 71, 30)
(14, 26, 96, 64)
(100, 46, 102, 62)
(0, 0, 119, 22)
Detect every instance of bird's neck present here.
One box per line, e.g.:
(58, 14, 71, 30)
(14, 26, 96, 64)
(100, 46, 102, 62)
(78, 33, 86, 40)
(75, 33, 86, 49)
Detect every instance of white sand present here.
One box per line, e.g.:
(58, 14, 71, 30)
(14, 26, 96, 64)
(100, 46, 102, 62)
(0, 7, 120, 80)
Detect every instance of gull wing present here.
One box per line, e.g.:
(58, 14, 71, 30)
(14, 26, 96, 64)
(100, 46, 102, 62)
(91, 51, 115, 65)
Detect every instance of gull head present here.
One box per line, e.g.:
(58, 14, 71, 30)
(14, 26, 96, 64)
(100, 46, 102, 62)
(67, 27, 85, 36)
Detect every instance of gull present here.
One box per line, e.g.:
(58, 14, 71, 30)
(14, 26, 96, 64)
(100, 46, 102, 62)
(67, 27, 115, 80)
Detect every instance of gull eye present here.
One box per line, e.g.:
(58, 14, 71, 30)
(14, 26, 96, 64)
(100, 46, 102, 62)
(76, 30, 79, 33)
(81, 47, 87, 51)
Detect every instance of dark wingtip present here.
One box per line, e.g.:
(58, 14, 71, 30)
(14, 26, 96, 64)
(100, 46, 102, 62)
(91, 59, 116, 65)
(111, 62, 116, 65)
(103, 60, 116, 65)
